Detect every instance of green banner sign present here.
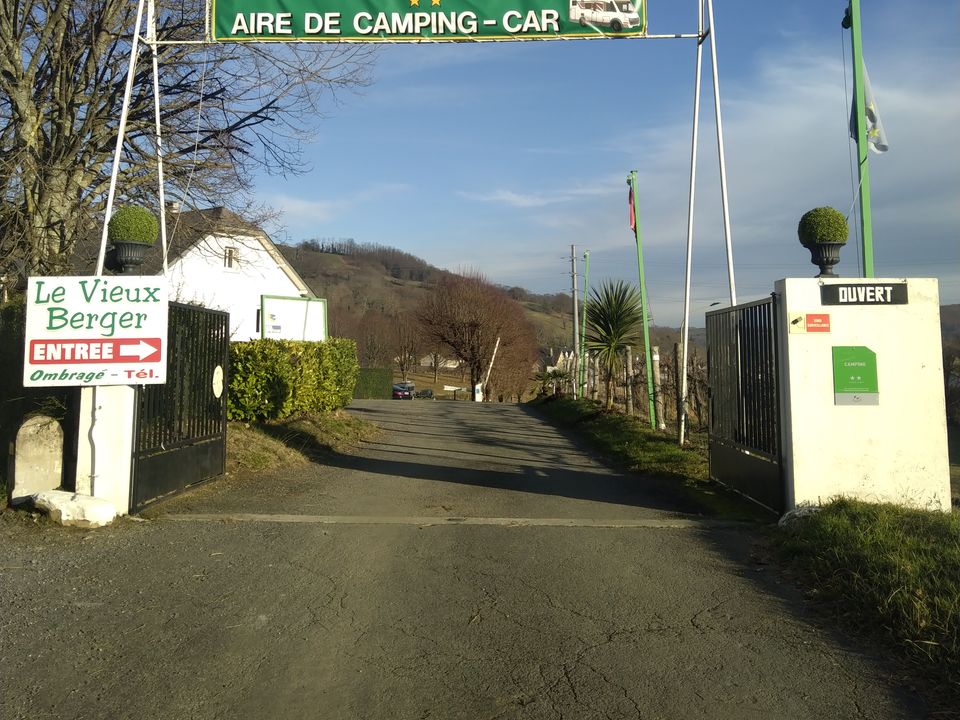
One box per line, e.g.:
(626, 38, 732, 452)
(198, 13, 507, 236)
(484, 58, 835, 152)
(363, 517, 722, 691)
(212, 0, 647, 41)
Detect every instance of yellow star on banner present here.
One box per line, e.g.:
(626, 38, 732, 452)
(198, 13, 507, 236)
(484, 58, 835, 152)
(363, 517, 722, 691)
(409, 0, 419, 6)
(431, 0, 441, 6)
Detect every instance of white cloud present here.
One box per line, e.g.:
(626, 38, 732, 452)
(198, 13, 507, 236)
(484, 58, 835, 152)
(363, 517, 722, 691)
(264, 182, 411, 239)
(459, 40, 960, 323)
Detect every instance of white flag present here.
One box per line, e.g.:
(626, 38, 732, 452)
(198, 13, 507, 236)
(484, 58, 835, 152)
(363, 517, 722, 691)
(850, 64, 889, 153)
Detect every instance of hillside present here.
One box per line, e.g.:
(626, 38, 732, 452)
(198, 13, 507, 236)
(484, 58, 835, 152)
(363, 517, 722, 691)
(942, 304, 960, 340)
(277, 240, 706, 366)
(278, 242, 573, 365)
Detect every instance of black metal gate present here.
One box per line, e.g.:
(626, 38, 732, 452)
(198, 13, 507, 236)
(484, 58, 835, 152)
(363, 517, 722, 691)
(131, 302, 229, 511)
(705, 296, 783, 512)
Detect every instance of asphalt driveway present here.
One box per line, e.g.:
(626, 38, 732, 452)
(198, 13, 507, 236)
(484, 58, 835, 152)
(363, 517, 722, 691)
(0, 400, 931, 719)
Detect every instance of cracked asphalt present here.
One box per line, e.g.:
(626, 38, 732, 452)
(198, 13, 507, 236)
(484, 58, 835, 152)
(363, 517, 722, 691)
(0, 400, 931, 719)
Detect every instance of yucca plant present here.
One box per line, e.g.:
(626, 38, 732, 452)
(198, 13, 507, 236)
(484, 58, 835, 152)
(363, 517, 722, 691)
(585, 280, 643, 410)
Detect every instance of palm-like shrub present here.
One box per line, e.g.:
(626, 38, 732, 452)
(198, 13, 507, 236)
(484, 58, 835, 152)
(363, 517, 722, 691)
(585, 280, 643, 410)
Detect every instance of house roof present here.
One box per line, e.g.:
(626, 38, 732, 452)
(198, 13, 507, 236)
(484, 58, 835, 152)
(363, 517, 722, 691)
(72, 207, 311, 295)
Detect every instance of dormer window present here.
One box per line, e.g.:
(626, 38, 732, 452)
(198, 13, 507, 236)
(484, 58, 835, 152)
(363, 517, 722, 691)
(224, 246, 238, 269)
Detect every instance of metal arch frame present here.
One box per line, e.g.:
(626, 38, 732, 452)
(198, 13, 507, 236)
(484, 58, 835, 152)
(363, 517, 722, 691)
(97, 0, 739, 445)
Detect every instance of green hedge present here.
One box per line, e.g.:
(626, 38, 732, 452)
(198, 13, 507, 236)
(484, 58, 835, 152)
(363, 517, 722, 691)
(227, 338, 359, 421)
(353, 368, 393, 399)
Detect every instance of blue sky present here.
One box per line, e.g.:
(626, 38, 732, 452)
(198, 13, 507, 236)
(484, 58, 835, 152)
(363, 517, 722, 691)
(256, 0, 960, 326)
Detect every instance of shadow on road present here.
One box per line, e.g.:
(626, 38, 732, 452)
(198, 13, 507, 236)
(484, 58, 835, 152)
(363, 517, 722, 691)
(255, 400, 749, 518)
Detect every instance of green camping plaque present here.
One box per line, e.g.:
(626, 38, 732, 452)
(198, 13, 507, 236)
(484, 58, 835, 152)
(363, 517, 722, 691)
(832, 346, 878, 405)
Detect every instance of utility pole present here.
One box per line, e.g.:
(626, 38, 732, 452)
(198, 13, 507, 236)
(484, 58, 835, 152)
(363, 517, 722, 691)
(570, 244, 579, 399)
(579, 250, 590, 399)
(844, 0, 875, 277)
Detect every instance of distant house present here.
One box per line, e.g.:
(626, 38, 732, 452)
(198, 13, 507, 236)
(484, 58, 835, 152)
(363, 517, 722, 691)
(419, 354, 459, 370)
(75, 205, 315, 341)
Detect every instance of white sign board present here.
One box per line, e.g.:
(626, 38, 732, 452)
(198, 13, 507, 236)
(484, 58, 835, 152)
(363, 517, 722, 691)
(260, 295, 327, 342)
(23, 276, 168, 387)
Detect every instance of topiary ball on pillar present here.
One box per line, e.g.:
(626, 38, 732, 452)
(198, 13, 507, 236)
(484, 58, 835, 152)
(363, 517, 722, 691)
(798, 206, 848, 278)
(107, 205, 158, 275)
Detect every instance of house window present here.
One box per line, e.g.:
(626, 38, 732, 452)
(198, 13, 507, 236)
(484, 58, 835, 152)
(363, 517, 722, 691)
(224, 246, 238, 269)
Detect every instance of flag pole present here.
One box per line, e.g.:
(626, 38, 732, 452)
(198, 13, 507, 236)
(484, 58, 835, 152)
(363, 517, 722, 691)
(845, 0, 874, 278)
(628, 171, 656, 428)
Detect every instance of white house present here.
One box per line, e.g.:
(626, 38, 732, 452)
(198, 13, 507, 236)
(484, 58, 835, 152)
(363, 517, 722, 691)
(77, 205, 318, 341)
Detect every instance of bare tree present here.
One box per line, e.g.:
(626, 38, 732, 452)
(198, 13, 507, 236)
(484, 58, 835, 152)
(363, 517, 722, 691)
(394, 312, 421, 382)
(0, 0, 375, 281)
(356, 310, 393, 368)
(418, 273, 535, 400)
(487, 312, 539, 402)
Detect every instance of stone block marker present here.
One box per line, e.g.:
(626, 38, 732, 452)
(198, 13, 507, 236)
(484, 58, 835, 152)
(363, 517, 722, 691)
(32, 490, 116, 528)
(10, 415, 63, 506)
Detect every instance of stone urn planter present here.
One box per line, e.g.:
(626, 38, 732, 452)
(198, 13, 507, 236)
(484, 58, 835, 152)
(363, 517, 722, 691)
(107, 205, 158, 275)
(797, 206, 848, 278)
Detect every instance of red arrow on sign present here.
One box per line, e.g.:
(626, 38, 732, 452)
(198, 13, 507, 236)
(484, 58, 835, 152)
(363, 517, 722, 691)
(30, 338, 163, 364)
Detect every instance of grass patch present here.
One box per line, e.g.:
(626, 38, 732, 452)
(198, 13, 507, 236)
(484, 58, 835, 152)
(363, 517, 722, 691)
(529, 396, 764, 520)
(777, 498, 960, 694)
(226, 422, 310, 476)
(227, 410, 377, 476)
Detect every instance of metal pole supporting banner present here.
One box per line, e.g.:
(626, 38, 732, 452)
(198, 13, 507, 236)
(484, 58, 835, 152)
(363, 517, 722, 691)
(706, 0, 737, 306)
(148, 0, 170, 275)
(679, 0, 704, 446)
(628, 170, 656, 429)
(96, 0, 148, 276)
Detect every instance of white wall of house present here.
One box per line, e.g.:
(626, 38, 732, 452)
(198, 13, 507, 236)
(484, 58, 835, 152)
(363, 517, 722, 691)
(164, 233, 309, 340)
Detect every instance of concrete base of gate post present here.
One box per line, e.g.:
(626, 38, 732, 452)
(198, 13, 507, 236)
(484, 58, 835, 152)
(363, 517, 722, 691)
(32, 490, 116, 528)
(75, 385, 136, 517)
(8, 415, 64, 506)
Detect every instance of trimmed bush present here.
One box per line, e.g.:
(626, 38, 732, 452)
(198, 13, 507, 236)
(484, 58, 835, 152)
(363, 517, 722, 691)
(107, 205, 159, 245)
(353, 368, 393, 400)
(227, 338, 359, 421)
(798, 206, 848, 247)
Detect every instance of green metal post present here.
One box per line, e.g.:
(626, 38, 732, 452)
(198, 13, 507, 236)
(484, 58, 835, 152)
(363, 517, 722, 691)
(628, 171, 656, 428)
(846, 0, 874, 277)
(578, 250, 590, 398)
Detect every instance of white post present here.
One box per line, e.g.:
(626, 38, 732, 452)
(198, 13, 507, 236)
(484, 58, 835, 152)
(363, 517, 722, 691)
(706, 0, 737, 306)
(679, 0, 704, 446)
(482, 335, 501, 392)
(95, 0, 148, 275)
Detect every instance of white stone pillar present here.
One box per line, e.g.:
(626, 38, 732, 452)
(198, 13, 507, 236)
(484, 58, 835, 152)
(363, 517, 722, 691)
(75, 385, 137, 515)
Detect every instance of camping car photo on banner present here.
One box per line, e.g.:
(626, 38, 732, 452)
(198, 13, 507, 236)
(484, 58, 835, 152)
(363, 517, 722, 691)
(23, 276, 169, 388)
(213, 0, 647, 41)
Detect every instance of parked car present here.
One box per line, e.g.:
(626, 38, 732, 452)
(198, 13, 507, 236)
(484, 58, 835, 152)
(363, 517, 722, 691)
(415, 389, 434, 399)
(392, 383, 414, 400)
